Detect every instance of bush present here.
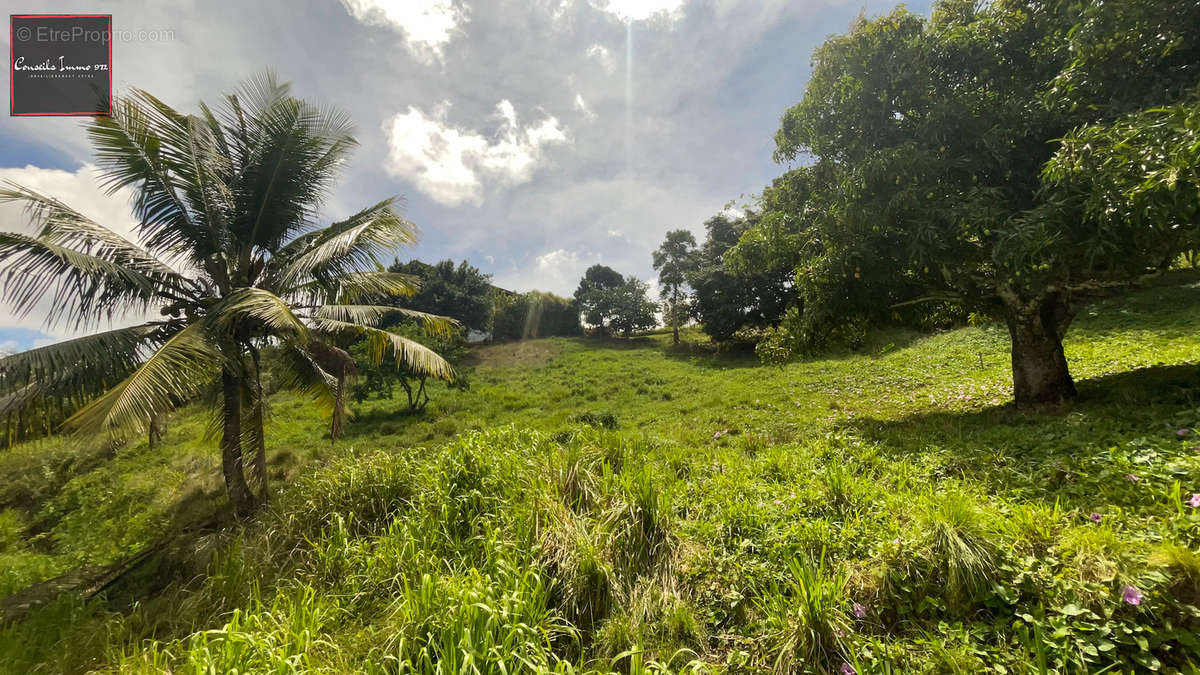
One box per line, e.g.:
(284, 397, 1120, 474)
(572, 411, 618, 430)
(348, 322, 467, 411)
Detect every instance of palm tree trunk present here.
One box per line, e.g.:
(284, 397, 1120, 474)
(247, 348, 269, 504)
(221, 369, 256, 516)
(330, 372, 346, 442)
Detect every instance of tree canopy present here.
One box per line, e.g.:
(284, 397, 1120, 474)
(387, 258, 493, 333)
(689, 213, 795, 342)
(767, 0, 1200, 406)
(573, 265, 658, 337)
(652, 229, 698, 344)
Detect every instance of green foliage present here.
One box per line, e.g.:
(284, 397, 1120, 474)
(574, 264, 626, 329)
(607, 278, 659, 338)
(1044, 101, 1200, 267)
(492, 291, 583, 341)
(767, 0, 1200, 405)
(574, 266, 658, 337)
(757, 553, 851, 673)
(386, 258, 495, 332)
(689, 213, 794, 342)
(652, 230, 699, 343)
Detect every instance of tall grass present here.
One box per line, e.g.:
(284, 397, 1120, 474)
(4, 284, 1200, 672)
(757, 552, 851, 673)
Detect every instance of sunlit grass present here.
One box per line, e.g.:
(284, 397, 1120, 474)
(2, 282, 1200, 672)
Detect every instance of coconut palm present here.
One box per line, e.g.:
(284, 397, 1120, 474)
(0, 73, 456, 516)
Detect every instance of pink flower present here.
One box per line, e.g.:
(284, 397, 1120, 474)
(1090, 512, 1102, 523)
(1123, 585, 1143, 606)
(1177, 428, 1192, 438)
(1125, 474, 1140, 482)
(773, 499, 783, 506)
(840, 663, 856, 675)
(1188, 493, 1200, 508)
(852, 602, 867, 619)
(892, 537, 902, 546)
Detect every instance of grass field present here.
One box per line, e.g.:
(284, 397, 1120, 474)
(2, 282, 1200, 673)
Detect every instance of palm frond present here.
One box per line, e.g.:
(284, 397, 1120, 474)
(65, 323, 221, 434)
(87, 94, 219, 261)
(0, 324, 163, 424)
(134, 90, 234, 245)
(0, 323, 159, 384)
(287, 271, 421, 306)
(268, 199, 417, 292)
(1, 183, 189, 284)
(208, 288, 309, 343)
(217, 71, 358, 250)
(307, 304, 458, 333)
(0, 231, 175, 329)
(309, 318, 455, 381)
(269, 342, 339, 411)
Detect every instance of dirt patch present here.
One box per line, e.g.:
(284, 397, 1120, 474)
(466, 340, 563, 368)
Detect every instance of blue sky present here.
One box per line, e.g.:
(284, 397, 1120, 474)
(0, 0, 931, 350)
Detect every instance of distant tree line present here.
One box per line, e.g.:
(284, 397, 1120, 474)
(493, 291, 582, 341)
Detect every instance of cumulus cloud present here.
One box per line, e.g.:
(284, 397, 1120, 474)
(591, 0, 687, 22)
(0, 164, 138, 241)
(586, 44, 615, 72)
(509, 248, 588, 294)
(338, 0, 467, 64)
(383, 100, 568, 207)
(574, 94, 597, 120)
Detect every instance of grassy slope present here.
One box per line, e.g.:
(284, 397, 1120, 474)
(1, 283, 1199, 672)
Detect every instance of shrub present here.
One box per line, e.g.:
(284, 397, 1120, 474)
(573, 411, 619, 430)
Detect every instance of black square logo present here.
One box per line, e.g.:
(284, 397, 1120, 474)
(10, 15, 112, 116)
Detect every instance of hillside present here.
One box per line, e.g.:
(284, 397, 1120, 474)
(2, 282, 1200, 673)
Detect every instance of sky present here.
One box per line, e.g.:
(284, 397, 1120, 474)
(0, 0, 931, 349)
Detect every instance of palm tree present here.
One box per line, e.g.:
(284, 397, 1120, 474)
(0, 74, 456, 516)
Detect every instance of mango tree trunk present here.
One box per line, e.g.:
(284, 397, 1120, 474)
(221, 369, 256, 516)
(999, 287, 1078, 408)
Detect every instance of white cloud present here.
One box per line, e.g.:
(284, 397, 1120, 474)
(339, 0, 467, 64)
(574, 93, 597, 120)
(536, 248, 578, 271)
(586, 44, 615, 72)
(383, 100, 568, 207)
(591, 0, 687, 22)
(505, 248, 587, 294)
